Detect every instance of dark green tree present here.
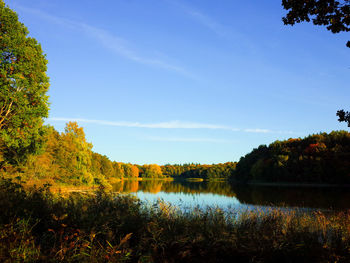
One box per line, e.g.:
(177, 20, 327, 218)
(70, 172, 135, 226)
(0, 1, 49, 166)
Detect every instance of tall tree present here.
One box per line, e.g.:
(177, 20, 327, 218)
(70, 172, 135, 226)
(0, 1, 50, 166)
(60, 122, 92, 173)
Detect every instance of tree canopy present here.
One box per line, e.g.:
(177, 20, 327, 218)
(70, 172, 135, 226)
(337, 110, 350, 127)
(282, 1, 350, 128)
(282, 0, 350, 47)
(0, 1, 50, 166)
(162, 162, 236, 180)
(232, 131, 350, 184)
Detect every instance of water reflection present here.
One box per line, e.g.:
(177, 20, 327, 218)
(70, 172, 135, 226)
(232, 185, 350, 210)
(112, 180, 350, 211)
(113, 180, 235, 195)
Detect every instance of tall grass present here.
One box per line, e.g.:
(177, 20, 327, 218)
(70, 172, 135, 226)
(1, 178, 350, 262)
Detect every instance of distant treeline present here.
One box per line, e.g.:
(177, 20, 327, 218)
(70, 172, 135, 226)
(232, 131, 350, 184)
(161, 162, 237, 180)
(3, 122, 349, 186)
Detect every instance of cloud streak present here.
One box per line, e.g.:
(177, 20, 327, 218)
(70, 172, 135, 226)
(49, 118, 229, 130)
(14, 4, 193, 78)
(164, 0, 228, 37)
(185, 9, 228, 37)
(165, 0, 257, 52)
(147, 136, 236, 143)
(79, 24, 193, 77)
(48, 117, 295, 134)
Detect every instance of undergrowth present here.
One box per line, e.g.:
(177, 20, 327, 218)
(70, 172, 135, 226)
(1, 178, 350, 262)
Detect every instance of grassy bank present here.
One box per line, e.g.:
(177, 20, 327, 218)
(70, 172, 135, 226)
(1, 179, 350, 262)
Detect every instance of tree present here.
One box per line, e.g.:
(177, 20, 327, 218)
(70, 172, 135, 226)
(60, 122, 92, 172)
(122, 163, 139, 178)
(337, 110, 350, 126)
(99, 154, 114, 178)
(282, 0, 350, 47)
(0, 1, 49, 166)
(113, 162, 125, 178)
(142, 164, 164, 178)
(282, 1, 350, 127)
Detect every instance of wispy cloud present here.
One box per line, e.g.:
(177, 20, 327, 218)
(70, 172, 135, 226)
(79, 24, 193, 77)
(185, 10, 228, 37)
(14, 4, 193, 78)
(165, 0, 257, 52)
(13, 5, 76, 29)
(244, 128, 271, 134)
(166, 0, 228, 37)
(48, 117, 295, 134)
(147, 136, 236, 143)
(49, 118, 229, 129)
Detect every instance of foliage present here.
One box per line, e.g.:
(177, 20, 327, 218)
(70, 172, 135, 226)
(232, 131, 350, 184)
(0, 0, 50, 166)
(122, 163, 139, 178)
(91, 153, 114, 178)
(22, 123, 92, 185)
(139, 164, 165, 178)
(0, 178, 141, 262)
(282, 1, 350, 127)
(282, 0, 350, 47)
(162, 162, 236, 180)
(337, 109, 350, 127)
(2, 178, 350, 262)
(4, 122, 143, 185)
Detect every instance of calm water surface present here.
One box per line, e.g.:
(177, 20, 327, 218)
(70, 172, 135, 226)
(112, 180, 350, 212)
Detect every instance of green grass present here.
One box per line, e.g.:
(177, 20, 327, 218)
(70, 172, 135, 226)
(1, 178, 350, 262)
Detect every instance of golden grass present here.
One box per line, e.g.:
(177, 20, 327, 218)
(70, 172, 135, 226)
(1, 178, 350, 262)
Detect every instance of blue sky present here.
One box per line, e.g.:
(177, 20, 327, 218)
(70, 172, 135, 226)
(6, 0, 350, 164)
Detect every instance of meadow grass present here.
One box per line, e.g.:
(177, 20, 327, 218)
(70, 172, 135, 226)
(1, 178, 350, 262)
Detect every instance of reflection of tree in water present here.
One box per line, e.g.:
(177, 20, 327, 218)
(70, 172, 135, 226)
(112, 180, 139, 193)
(125, 180, 139, 192)
(231, 185, 350, 210)
(112, 181, 124, 192)
(140, 180, 236, 197)
(139, 180, 164, 193)
(112, 180, 350, 210)
(113, 180, 163, 193)
(112, 180, 236, 196)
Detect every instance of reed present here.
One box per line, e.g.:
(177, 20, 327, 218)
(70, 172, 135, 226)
(1, 178, 350, 262)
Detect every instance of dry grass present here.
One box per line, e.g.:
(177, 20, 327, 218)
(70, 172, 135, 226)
(1, 178, 350, 262)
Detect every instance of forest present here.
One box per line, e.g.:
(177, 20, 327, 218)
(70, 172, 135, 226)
(162, 162, 236, 180)
(1, 121, 239, 186)
(232, 131, 350, 184)
(2, 120, 350, 186)
(1, 122, 170, 187)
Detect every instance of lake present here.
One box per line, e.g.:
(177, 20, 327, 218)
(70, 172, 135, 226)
(112, 179, 350, 212)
